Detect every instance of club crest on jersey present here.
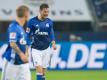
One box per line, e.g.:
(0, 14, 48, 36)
(46, 23, 49, 28)
(36, 24, 39, 27)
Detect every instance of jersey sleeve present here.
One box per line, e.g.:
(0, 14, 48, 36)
(8, 25, 18, 42)
(49, 21, 55, 41)
(26, 20, 32, 35)
(26, 20, 33, 46)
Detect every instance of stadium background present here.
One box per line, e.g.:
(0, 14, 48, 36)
(0, 0, 107, 80)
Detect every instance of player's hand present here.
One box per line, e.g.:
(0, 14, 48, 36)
(20, 53, 28, 63)
(25, 46, 30, 57)
(52, 44, 57, 50)
(25, 52, 29, 58)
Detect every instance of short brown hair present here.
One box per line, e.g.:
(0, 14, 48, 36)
(16, 5, 29, 18)
(40, 3, 49, 10)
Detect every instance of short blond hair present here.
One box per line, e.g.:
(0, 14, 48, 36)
(16, 5, 29, 18)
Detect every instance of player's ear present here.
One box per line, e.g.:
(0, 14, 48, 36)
(25, 14, 28, 20)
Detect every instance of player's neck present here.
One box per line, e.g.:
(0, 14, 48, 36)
(16, 17, 25, 27)
(38, 15, 45, 21)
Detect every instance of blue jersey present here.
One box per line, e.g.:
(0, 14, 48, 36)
(26, 16, 55, 50)
(3, 21, 29, 65)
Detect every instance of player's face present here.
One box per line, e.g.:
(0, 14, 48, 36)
(40, 8, 49, 18)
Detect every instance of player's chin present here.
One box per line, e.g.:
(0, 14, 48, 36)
(44, 15, 48, 18)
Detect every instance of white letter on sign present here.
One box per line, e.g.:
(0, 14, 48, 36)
(87, 44, 106, 69)
(67, 44, 89, 68)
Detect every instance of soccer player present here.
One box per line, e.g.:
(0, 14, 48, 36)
(26, 3, 56, 80)
(1, 5, 31, 80)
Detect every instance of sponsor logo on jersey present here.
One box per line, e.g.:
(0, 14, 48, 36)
(19, 36, 27, 45)
(35, 28, 48, 35)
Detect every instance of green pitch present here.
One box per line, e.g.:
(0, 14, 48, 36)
(0, 70, 107, 80)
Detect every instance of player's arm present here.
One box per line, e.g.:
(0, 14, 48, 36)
(10, 42, 23, 56)
(9, 31, 23, 56)
(49, 22, 56, 50)
(9, 28, 28, 63)
(51, 33, 56, 50)
(10, 42, 28, 63)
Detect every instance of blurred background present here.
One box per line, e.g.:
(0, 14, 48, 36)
(1, 0, 107, 41)
(0, 0, 107, 80)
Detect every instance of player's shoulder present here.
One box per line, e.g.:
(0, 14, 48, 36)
(28, 17, 36, 23)
(46, 18, 53, 22)
(8, 21, 21, 32)
(29, 17, 35, 21)
(8, 21, 18, 29)
(46, 18, 53, 25)
(27, 17, 36, 27)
